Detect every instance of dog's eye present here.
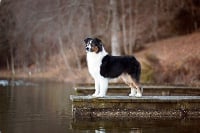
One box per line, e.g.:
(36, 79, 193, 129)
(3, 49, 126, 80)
(85, 43, 90, 48)
(89, 40, 92, 45)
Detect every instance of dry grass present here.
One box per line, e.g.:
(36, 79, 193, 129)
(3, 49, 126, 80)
(137, 32, 200, 86)
(160, 57, 200, 85)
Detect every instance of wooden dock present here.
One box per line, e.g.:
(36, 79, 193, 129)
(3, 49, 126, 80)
(71, 85, 200, 119)
(74, 85, 200, 96)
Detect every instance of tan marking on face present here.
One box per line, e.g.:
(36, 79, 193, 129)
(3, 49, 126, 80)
(91, 46, 99, 53)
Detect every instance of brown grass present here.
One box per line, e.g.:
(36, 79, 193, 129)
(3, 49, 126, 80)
(137, 32, 200, 86)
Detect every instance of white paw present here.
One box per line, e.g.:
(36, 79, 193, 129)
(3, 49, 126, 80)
(129, 88, 137, 97)
(129, 93, 136, 97)
(96, 94, 105, 98)
(129, 90, 137, 96)
(135, 93, 142, 97)
(92, 93, 98, 97)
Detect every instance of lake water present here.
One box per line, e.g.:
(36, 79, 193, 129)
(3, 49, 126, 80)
(0, 79, 199, 133)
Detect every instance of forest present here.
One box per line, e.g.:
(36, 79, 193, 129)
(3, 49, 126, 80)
(0, 0, 200, 85)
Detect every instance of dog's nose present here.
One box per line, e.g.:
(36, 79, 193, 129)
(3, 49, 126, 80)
(86, 47, 89, 51)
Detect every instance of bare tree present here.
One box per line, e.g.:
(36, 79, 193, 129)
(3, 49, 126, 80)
(110, 0, 121, 56)
(128, 0, 138, 55)
(152, 0, 159, 41)
(121, 0, 139, 55)
(121, 0, 128, 54)
(1, 0, 200, 78)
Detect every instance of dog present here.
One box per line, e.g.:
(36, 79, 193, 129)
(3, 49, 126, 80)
(84, 37, 142, 97)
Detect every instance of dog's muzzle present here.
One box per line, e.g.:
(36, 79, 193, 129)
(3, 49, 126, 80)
(86, 47, 90, 51)
(85, 45, 91, 52)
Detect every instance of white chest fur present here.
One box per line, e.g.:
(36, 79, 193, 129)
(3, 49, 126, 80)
(86, 50, 107, 78)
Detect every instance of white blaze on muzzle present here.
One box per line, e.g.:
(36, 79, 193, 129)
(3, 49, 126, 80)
(85, 40, 93, 52)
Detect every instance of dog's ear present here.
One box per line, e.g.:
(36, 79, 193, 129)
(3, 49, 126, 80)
(84, 38, 92, 44)
(94, 38, 102, 44)
(93, 38, 103, 52)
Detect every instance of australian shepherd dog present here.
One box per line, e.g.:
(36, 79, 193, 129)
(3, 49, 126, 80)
(84, 37, 142, 97)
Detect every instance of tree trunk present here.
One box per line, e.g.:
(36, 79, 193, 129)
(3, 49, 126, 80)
(121, 0, 128, 54)
(110, 0, 121, 56)
(129, 0, 138, 55)
(152, 0, 159, 41)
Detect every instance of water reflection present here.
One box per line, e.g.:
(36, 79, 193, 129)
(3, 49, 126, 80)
(0, 79, 37, 86)
(0, 80, 75, 133)
(0, 79, 200, 133)
(71, 119, 200, 133)
(94, 130, 141, 133)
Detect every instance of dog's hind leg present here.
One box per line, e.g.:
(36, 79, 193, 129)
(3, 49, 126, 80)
(132, 81, 142, 97)
(129, 87, 137, 97)
(120, 74, 137, 96)
(130, 72, 142, 97)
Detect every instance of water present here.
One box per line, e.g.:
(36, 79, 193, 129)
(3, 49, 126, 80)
(0, 79, 199, 133)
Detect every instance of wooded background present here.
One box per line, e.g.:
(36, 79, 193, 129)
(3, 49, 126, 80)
(0, 0, 200, 80)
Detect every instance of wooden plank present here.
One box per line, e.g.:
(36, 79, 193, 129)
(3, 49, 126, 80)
(70, 95, 200, 119)
(70, 95, 200, 101)
(74, 85, 200, 96)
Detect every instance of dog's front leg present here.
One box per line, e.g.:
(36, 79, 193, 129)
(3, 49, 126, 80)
(92, 78, 100, 97)
(98, 77, 108, 97)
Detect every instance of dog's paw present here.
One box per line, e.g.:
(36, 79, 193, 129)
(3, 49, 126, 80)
(129, 91, 137, 97)
(129, 88, 137, 97)
(135, 93, 142, 97)
(92, 93, 99, 97)
(129, 93, 136, 97)
(95, 94, 105, 98)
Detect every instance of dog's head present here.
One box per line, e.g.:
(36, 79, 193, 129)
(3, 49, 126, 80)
(84, 38, 103, 53)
